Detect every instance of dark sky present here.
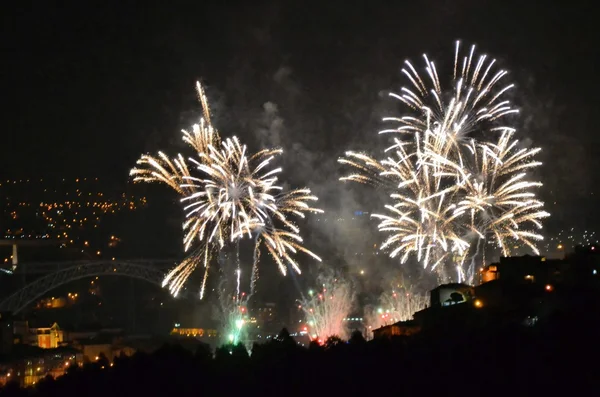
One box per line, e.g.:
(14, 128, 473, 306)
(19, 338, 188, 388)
(2, 0, 598, 231)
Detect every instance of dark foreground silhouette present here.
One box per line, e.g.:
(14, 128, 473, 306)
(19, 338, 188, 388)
(1, 300, 599, 397)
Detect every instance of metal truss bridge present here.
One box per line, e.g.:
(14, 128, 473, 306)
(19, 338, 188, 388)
(0, 260, 179, 314)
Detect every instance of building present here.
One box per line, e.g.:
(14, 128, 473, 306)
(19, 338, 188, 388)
(254, 303, 279, 332)
(481, 245, 600, 286)
(374, 247, 600, 340)
(4, 320, 65, 348)
(31, 322, 64, 349)
(373, 281, 545, 339)
(372, 320, 421, 338)
(170, 326, 218, 338)
(35, 296, 68, 310)
(70, 333, 139, 363)
(0, 319, 143, 387)
(480, 255, 564, 285)
(0, 345, 78, 387)
(372, 283, 480, 339)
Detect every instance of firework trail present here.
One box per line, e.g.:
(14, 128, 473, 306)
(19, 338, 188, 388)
(339, 42, 549, 283)
(131, 82, 219, 297)
(215, 248, 250, 345)
(298, 271, 355, 342)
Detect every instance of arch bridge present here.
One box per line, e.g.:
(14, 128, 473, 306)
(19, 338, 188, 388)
(0, 260, 183, 314)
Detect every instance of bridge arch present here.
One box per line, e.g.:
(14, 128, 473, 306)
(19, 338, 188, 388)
(0, 260, 180, 314)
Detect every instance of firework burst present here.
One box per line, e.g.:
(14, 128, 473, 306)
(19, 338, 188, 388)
(339, 42, 549, 283)
(131, 82, 322, 301)
(381, 41, 518, 151)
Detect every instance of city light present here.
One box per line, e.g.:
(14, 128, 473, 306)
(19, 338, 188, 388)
(474, 299, 483, 308)
(1, 178, 146, 262)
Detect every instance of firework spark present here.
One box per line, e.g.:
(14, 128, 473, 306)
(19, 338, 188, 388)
(299, 271, 355, 342)
(216, 269, 249, 345)
(339, 42, 548, 283)
(365, 275, 428, 331)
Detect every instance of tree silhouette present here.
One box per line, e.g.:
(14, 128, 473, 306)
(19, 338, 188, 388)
(231, 342, 249, 361)
(349, 330, 366, 345)
(97, 352, 110, 368)
(276, 327, 297, 349)
(324, 335, 343, 349)
(194, 343, 212, 362)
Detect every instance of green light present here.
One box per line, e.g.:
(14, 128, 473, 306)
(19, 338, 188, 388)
(235, 319, 244, 329)
(308, 290, 314, 296)
(377, 308, 383, 314)
(228, 334, 234, 342)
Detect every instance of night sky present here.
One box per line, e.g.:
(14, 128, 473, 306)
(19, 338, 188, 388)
(2, 1, 598, 233)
